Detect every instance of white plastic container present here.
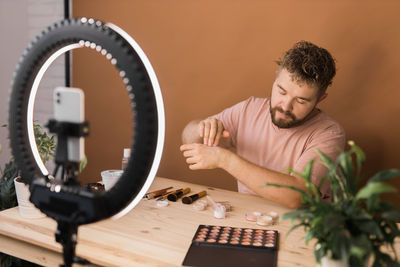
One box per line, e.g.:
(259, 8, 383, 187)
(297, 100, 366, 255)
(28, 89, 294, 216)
(14, 177, 45, 218)
(101, 170, 123, 190)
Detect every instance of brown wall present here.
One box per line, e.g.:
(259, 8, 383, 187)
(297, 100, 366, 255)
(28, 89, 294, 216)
(72, 0, 400, 206)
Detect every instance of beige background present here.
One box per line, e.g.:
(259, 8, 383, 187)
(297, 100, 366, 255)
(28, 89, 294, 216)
(72, 0, 400, 206)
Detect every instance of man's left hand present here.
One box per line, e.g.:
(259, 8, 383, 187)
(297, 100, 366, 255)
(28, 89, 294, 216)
(180, 143, 227, 170)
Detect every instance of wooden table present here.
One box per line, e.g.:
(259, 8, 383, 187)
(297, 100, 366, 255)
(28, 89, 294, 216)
(0, 176, 393, 266)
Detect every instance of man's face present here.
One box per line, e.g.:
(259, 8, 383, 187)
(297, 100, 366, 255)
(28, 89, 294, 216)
(270, 68, 324, 128)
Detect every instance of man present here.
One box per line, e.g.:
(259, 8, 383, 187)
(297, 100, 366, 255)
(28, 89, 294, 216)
(180, 41, 345, 208)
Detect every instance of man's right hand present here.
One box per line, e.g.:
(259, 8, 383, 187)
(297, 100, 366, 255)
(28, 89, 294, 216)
(199, 118, 230, 147)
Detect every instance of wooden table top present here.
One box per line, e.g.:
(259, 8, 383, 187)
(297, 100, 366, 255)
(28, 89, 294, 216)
(1, 176, 387, 267)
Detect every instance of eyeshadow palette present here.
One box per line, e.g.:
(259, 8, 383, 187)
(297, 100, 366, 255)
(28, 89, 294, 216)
(183, 225, 278, 267)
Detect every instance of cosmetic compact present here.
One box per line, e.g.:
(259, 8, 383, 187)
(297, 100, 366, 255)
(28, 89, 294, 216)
(183, 224, 279, 267)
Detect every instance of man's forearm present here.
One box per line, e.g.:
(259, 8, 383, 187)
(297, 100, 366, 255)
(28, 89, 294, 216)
(219, 149, 307, 208)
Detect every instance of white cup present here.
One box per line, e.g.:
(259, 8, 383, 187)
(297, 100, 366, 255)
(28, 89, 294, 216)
(14, 177, 45, 218)
(101, 170, 123, 191)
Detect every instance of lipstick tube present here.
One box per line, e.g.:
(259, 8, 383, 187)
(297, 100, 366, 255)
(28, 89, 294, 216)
(182, 191, 207, 204)
(167, 187, 190, 202)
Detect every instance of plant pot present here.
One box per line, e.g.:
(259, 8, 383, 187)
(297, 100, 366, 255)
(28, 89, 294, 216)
(14, 177, 45, 218)
(317, 256, 348, 267)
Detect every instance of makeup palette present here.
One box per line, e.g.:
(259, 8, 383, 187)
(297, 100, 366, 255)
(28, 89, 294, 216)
(183, 225, 278, 267)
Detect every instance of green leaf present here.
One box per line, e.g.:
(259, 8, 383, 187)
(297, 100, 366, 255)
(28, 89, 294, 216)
(336, 152, 357, 195)
(366, 195, 381, 212)
(324, 212, 345, 230)
(281, 209, 310, 221)
(315, 148, 350, 200)
(381, 210, 400, 222)
(355, 182, 397, 200)
(301, 160, 321, 201)
(302, 160, 314, 182)
(348, 211, 372, 221)
(331, 230, 349, 259)
(310, 216, 323, 228)
(348, 140, 365, 179)
(358, 220, 384, 238)
(304, 230, 315, 244)
(349, 246, 366, 261)
(79, 155, 88, 173)
(349, 234, 371, 261)
(0, 175, 17, 210)
(315, 149, 335, 169)
(369, 169, 400, 183)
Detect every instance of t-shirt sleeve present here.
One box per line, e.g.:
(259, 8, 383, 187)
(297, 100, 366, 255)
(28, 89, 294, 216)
(293, 123, 346, 200)
(209, 98, 251, 147)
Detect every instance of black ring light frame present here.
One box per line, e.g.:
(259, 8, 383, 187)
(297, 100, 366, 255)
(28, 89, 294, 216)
(9, 17, 165, 266)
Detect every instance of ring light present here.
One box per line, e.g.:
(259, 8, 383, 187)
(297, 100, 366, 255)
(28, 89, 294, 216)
(9, 18, 165, 266)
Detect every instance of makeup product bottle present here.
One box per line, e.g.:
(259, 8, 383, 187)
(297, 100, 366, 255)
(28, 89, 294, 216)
(122, 148, 131, 170)
(207, 196, 226, 219)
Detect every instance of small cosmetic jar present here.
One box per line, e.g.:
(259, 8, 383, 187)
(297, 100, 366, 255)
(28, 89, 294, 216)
(256, 215, 273, 226)
(213, 204, 226, 219)
(245, 211, 262, 222)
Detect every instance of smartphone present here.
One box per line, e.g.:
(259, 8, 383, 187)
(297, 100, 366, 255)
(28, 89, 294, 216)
(53, 87, 85, 162)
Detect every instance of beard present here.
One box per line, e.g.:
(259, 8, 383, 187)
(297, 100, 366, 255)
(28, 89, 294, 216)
(270, 105, 312, 129)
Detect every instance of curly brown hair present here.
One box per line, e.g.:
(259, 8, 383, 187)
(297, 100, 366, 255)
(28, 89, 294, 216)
(276, 41, 336, 96)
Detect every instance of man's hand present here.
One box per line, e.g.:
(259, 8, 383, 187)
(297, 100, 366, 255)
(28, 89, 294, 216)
(199, 118, 230, 146)
(180, 141, 305, 208)
(180, 143, 229, 170)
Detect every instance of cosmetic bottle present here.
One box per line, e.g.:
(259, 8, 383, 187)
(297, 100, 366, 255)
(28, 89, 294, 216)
(122, 148, 131, 170)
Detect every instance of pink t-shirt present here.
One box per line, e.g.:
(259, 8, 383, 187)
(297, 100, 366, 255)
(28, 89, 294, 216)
(212, 97, 346, 200)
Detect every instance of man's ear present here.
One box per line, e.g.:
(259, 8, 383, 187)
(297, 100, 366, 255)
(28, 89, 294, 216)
(318, 93, 328, 103)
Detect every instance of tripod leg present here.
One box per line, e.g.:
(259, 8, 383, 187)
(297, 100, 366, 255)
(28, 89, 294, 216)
(56, 221, 77, 267)
(55, 221, 91, 267)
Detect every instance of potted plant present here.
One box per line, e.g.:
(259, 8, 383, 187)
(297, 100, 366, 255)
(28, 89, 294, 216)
(1, 123, 56, 211)
(13, 124, 57, 218)
(0, 123, 56, 267)
(265, 141, 400, 267)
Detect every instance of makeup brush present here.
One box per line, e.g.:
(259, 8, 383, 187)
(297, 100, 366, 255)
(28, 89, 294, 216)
(167, 187, 190, 202)
(144, 186, 173, 199)
(182, 191, 207, 204)
(156, 188, 183, 201)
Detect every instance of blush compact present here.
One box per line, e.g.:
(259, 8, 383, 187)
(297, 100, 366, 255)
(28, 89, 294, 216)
(183, 225, 279, 267)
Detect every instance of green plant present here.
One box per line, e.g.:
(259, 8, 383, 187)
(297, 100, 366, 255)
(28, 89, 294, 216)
(0, 160, 18, 211)
(33, 124, 56, 163)
(0, 124, 56, 206)
(265, 141, 400, 267)
(0, 123, 56, 267)
(34, 123, 87, 173)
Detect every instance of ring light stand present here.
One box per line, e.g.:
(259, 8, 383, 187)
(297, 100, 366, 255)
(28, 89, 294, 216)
(8, 18, 165, 266)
